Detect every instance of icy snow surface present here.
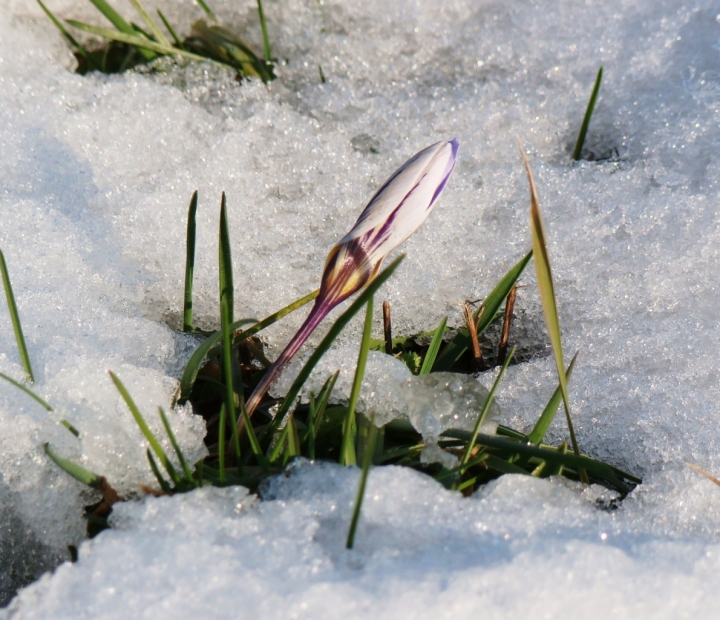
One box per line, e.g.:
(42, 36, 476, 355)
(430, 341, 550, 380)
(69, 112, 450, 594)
(2, 0, 720, 614)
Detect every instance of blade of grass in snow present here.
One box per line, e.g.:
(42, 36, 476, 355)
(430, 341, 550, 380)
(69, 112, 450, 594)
(442, 430, 640, 487)
(459, 346, 515, 473)
(60, 420, 80, 437)
(536, 442, 568, 477)
(419, 316, 447, 375)
(157, 10, 183, 48)
(283, 415, 301, 464)
(219, 195, 242, 466)
(527, 351, 579, 445)
(241, 401, 268, 472)
(177, 291, 318, 403)
(109, 371, 180, 484)
(183, 191, 198, 333)
(573, 66, 603, 161)
(66, 21, 206, 62)
(44, 444, 103, 488)
(256, 0, 271, 62)
(36, 0, 100, 71)
(146, 449, 172, 493)
(263, 256, 404, 444)
(341, 297, 374, 466)
(217, 402, 226, 484)
(519, 142, 586, 483)
(158, 407, 195, 485)
(0, 250, 34, 383)
(219, 194, 234, 324)
(195, 0, 217, 22)
(129, 0, 170, 46)
(86, 0, 155, 60)
(434, 452, 490, 481)
(346, 416, 378, 549)
(686, 462, 720, 486)
(307, 371, 339, 460)
(187, 21, 272, 81)
(433, 251, 532, 372)
(0, 372, 51, 410)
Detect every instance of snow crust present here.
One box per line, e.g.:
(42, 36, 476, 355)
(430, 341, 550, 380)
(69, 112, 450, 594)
(6, 463, 720, 619)
(1, 0, 720, 614)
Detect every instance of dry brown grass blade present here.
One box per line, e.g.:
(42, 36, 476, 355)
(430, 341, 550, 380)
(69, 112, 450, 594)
(686, 462, 720, 486)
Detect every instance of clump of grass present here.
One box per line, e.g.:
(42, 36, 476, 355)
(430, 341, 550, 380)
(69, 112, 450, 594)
(39, 0, 274, 81)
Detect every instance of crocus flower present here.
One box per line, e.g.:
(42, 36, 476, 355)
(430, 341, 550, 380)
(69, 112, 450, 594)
(244, 138, 459, 418)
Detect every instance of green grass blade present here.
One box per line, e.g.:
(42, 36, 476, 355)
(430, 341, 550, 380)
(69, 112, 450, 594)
(88, 0, 133, 31)
(538, 442, 568, 477)
(573, 66, 603, 161)
(346, 418, 378, 549)
(157, 10, 183, 48)
(434, 452, 489, 481)
(86, 0, 155, 60)
(146, 449, 172, 492)
(266, 256, 404, 442)
(219, 195, 241, 466)
(195, 0, 217, 22)
(268, 420, 290, 463)
(460, 346, 515, 470)
(183, 191, 198, 332)
(284, 415, 301, 462)
(307, 371, 339, 459)
(441, 431, 641, 485)
(433, 251, 532, 372)
(45, 443, 103, 488)
(527, 351, 579, 445)
(66, 21, 207, 62)
(484, 453, 531, 476)
(60, 419, 80, 437)
(340, 297, 374, 466)
(256, 0, 271, 62)
(128, 0, 170, 47)
(176, 317, 256, 404)
(0, 372, 51, 410)
(241, 401, 268, 472)
(176, 291, 318, 404)
(218, 402, 226, 484)
(36, 0, 101, 71)
(219, 193, 234, 324)
(109, 371, 180, 484)
(157, 407, 195, 485)
(520, 144, 584, 477)
(419, 316, 447, 375)
(0, 250, 34, 383)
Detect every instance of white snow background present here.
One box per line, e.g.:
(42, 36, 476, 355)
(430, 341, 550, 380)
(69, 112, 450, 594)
(1, 0, 720, 616)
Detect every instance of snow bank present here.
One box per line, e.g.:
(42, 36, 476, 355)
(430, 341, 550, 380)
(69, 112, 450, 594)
(1, 0, 720, 613)
(6, 462, 720, 619)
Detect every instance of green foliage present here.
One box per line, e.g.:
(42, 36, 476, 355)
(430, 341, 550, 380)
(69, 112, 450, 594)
(40, 0, 274, 81)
